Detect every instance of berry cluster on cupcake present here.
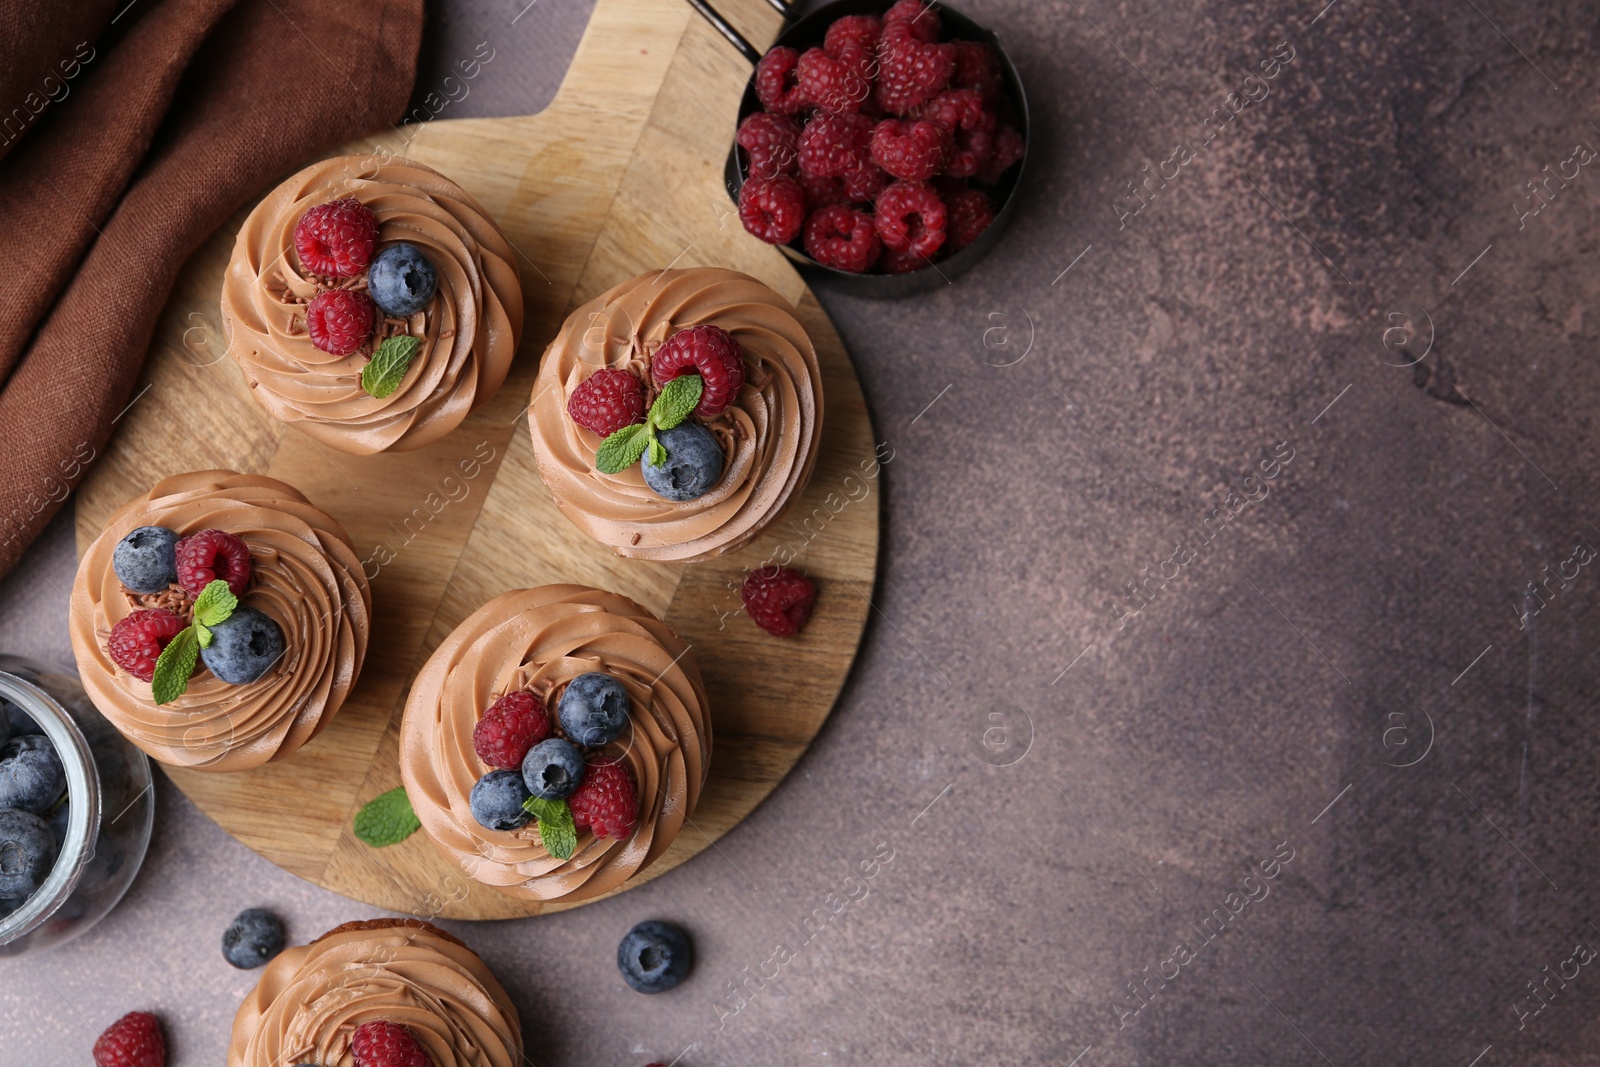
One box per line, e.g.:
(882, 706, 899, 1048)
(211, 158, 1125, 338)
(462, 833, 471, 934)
(104, 525, 284, 701)
(566, 323, 747, 504)
(466, 674, 640, 859)
(736, 0, 1025, 273)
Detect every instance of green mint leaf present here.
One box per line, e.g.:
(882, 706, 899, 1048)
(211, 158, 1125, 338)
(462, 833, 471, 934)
(647, 439, 667, 468)
(594, 422, 651, 475)
(195, 621, 212, 648)
(362, 335, 422, 399)
(522, 796, 577, 860)
(191, 579, 238, 628)
(353, 786, 421, 847)
(650, 373, 702, 431)
(151, 626, 199, 704)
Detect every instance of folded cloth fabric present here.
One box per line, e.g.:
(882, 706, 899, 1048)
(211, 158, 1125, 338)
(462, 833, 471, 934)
(0, 0, 422, 576)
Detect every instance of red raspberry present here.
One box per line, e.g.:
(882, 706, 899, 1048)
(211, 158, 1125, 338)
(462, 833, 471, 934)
(93, 1011, 165, 1067)
(875, 180, 948, 258)
(107, 609, 187, 683)
(306, 288, 375, 355)
(978, 124, 1026, 185)
(951, 40, 1005, 104)
(913, 89, 996, 178)
(797, 110, 872, 180)
(568, 368, 646, 436)
(946, 187, 996, 252)
(352, 1020, 430, 1067)
(824, 15, 881, 57)
(738, 175, 806, 245)
(754, 46, 810, 115)
(736, 112, 800, 179)
(879, 243, 928, 274)
(875, 23, 954, 115)
(294, 197, 378, 278)
(740, 566, 817, 637)
(473, 690, 552, 769)
(884, 0, 940, 42)
(870, 118, 949, 181)
(803, 205, 881, 273)
(175, 528, 252, 597)
(797, 46, 872, 114)
(569, 757, 638, 839)
(801, 174, 854, 210)
(652, 325, 745, 418)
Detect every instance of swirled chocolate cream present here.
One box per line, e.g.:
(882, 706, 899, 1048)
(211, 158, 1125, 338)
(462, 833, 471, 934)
(227, 919, 523, 1067)
(68, 471, 370, 772)
(530, 267, 823, 561)
(401, 586, 710, 904)
(221, 154, 524, 454)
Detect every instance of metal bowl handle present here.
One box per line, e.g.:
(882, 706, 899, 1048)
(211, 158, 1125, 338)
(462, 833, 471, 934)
(686, 0, 800, 64)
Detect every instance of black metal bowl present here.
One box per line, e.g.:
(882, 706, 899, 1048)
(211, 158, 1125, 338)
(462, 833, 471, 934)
(692, 0, 1031, 299)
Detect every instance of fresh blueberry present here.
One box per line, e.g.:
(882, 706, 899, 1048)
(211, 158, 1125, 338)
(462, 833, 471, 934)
(0, 735, 64, 815)
(642, 422, 724, 502)
(521, 738, 585, 801)
(617, 919, 694, 994)
(112, 525, 180, 594)
(557, 673, 631, 747)
(46, 799, 69, 846)
(200, 606, 286, 684)
(3, 700, 39, 738)
(470, 769, 532, 832)
(222, 907, 284, 969)
(368, 241, 439, 317)
(0, 809, 57, 900)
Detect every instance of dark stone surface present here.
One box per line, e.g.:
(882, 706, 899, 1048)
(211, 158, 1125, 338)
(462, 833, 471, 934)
(4, 1, 1600, 1064)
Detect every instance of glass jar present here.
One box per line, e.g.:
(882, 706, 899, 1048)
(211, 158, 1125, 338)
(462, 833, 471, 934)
(0, 654, 153, 957)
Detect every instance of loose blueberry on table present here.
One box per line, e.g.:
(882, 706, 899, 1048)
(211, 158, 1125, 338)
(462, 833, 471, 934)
(617, 919, 694, 994)
(221, 906, 284, 969)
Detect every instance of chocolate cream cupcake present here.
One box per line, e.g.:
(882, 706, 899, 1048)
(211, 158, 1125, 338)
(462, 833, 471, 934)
(68, 471, 370, 772)
(401, 586, 710, 904)
(530, 267, 822, 561)
(221, 154, 524, 453)
(227, 918, 522, 1067)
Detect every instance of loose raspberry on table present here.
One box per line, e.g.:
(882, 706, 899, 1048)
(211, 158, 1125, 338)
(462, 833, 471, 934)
(803, 205, 882, 273)
(306, 288, 375, 355)
(754, 45, 810, 115)
(294, 197, 378, 278)
(875, 24, 955, 115)
(568, 368, 646, 436)
(474, 690, 552, 769)
(883, 0, 941, 42)
(875, 179, 948, 258)
(870, 117, 949, 181)
(797, 45, 872, 114)
(736, 112, 800, 179)
(951, 40, 1005, 104)
(175, 528, 252, 597)
(801, 174, 854, 210)
(738, 174, 806, 245)
(740, 566, 817, 637)
(946, 187, 996, 252)
(352, 1020, 431, 1067)
(879, 242, 928, 274)
(652, 324, 746, 418)
(107, 609, 187, 683)
(979, 124, 1026, 185)
(93, 1011, 165, 1067)
(569, 757, 638, 839)
(824, 14, 881, 57)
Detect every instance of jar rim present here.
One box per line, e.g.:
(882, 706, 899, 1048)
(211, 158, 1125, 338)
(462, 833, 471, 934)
(0, 670, 102, 944)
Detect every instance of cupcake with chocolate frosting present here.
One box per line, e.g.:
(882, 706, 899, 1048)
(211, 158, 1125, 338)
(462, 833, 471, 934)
(69, 471, 370, 772)
(530, 267, 822, 561)
(221, 154, 524, 454)
(401, 586, 710, 904)
(227, 919, 523, 1067)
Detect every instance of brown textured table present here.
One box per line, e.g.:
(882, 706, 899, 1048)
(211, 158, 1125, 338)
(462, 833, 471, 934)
(4, 0, 1600, 1064)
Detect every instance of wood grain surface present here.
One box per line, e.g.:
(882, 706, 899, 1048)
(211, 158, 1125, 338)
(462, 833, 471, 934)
(74, 0, 881, 919)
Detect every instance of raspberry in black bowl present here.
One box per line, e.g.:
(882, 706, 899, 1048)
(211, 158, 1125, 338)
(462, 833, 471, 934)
(719, 0, 1030, 295)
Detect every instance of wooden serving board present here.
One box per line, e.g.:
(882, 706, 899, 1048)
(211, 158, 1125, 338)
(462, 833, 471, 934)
(74, 0, 880, 919)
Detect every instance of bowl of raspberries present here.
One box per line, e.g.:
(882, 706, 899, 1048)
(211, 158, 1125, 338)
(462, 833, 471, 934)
(725, 0, 1028, 295)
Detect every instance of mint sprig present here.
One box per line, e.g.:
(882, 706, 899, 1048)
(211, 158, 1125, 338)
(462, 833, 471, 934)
(362, 335, 422, 399)
(522, 796, 578, 859)
(593, 374, 702, 475)
(150, 579, 238, 704)
(354, 786, 421, 847)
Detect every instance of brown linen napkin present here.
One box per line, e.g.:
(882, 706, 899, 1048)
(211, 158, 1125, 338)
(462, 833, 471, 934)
(0, 0, 423, 576)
